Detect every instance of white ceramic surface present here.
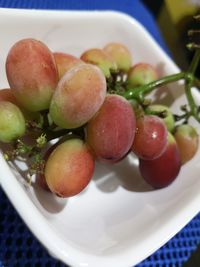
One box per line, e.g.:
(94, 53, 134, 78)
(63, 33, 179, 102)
(0, 8, 200, 267)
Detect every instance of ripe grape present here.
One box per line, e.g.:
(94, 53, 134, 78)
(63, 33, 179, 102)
(50, 63, 106, 129)
(103, 43, 132, 72)
(0, 88, 19, 105)
(174, 124, 199, 164)
(54, 52, 84, 79)
(86, 94, 136, 163)
(129, 99, 144, 118)
(0, 101, 26, 143)
(139, 132, 181, 188)
(145, 104, 175, 132)
(45, 138, 95, 197)
(6, 38, 58, 112)
(0, 88, 40, 120)
(80, 48, 117, 77)
(132, 115, 168, 160)
(128, 63, 158, 87)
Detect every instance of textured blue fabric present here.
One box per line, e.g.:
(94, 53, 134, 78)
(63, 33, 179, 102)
(1, 189, 200, 267)
(0, 1, 199, 267)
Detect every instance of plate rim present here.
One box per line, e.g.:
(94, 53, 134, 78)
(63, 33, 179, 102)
(0, 8, 200, 267)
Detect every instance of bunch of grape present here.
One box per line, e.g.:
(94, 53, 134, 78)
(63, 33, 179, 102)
(0, 38, 199, 197)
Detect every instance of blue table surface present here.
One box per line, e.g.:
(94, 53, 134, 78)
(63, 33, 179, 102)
(0, 1, 200, 267)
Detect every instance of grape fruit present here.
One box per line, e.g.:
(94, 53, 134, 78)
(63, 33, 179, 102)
(54, 52, 84, 79)
(6, 38, 58, 112)
(174, 124, 199, 164)
(0, 101, 26, 143)
(80, 48, 117, 77)
(145, 104, 175, 132)
(45, 138, 95, 197)
(128, 63, 158, 87)
(103, 43, 132, 72)
(86, 94, 136, 162)
(139, 133, 181, 189)
(132, 115, 168, 160)
(50, 63, 106, 129)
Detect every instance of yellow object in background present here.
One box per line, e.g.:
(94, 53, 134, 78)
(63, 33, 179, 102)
(165, 0, 197, 25)
(157, 0, 199, 69)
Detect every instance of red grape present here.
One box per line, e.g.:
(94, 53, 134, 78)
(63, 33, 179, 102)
(132, 115, 168, 160)
(54, 52, 84, 79)
(6, 38, 58, 111)
(139, 133, 181, 189)
(50, 63, 106, 129)
(45, 138, 95, 197)
(86, 94, 136, 163)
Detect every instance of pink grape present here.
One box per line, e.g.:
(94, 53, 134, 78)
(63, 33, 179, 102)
(6, 38, 58, 111)
(45, 138, 95, 197)
(50, 63, 106, 129)
(139, 133, 181, 189)
(86, 94, 136, 163)
(132, 115, 168, 160)
(80, 48, 117, 77)
(103, 42, 132, 72)
(54, 52, 84, 79)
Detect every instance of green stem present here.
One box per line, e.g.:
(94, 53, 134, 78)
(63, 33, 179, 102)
(184, 78, 199, 121)
(188, 49, 200, 73)
(123, 72, 186, 101)
(184, 49, 200, 121)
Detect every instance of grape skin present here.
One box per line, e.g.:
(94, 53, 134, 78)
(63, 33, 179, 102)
(103, 43, 132, 72)
(45, 138, 95, 197)
(132, 115, 168, 160)
(139, 133, 181, 189)
(6, 38, 58, 112)
(0, 101, 26, 143)
(86, 94, 136, 163)
(50, 63, 107, 129)
(54, 52, 84, 79)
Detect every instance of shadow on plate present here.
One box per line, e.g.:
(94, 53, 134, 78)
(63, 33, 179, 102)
(93, 154, 153, 193)
(33, 183, 67, 214)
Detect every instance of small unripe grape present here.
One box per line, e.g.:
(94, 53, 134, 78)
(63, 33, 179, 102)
(132, 115, 168, 160)
(45, 138, 95, 197)
(174, 124, 199, 164)
(103, 43, 132, 72)
(54, 52, 84, 79)
(0, 101, 26, 143)
(145, 104, 175, 132)
(50, 64, 106, 129)
(80, 48, 117, 78)
(128, 63, 158, 87)
(6, 38, 58, 112)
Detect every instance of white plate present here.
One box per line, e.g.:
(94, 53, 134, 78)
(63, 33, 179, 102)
(0, 8, 200, 267)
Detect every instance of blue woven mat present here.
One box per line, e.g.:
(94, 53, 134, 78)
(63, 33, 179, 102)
(1, 189, 200, 267)
(0, 1, 200, 266)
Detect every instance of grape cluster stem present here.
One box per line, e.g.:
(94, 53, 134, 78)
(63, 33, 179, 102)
(122, 49, 200, 123)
